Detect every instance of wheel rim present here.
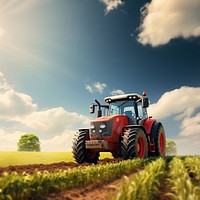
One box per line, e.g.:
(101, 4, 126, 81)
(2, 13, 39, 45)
(159, 133, 165, 155)
(137, 136, 145, 158)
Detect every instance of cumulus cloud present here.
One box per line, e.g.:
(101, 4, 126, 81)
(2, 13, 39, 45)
(138, 0, 200, 46)
(111, 89, 125, 95)
(148, 86, 200, 119)
(0, 73, 37, 119)
(100, 0, 124, 14)
(18, 108, 90, 139)
(0, 27, 7, 39)
(0, 129, 22, 151)
(148, 86, 200, 155)
(85, 82, 107, 94)
(0, 72, 90, 151)
(41, 130, 75, 152)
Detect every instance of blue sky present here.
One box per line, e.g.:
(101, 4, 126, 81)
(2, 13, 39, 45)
(0, 0, 200, 155)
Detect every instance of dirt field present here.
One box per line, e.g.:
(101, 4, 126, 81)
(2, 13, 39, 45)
(0, 158, 121, 175)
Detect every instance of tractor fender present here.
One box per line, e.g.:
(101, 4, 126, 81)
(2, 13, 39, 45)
(142, 119, 156, 134)
(123, 125, 147, 135)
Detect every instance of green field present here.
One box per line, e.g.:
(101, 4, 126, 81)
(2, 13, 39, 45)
(0, 151, 112, 167)
(0, 156, 200, 200)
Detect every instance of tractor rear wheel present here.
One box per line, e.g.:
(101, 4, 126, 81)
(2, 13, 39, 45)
(121, 128, 148, 159)
(155, 124, 166, 156)
(72, 131, 99, 164)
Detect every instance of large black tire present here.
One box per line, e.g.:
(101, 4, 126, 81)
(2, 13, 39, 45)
(155, 124, 166, 156)
(72, 131, 100, 164)
(111, 151, 122, 158)
(121, 128, 148, 159)
(72, 131, 87, 164)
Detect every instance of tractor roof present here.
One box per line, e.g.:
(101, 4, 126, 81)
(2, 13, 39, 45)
(104, 93, 143, 103)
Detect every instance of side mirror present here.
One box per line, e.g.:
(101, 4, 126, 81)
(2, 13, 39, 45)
(90, 104, 95, 114)
(142, 97, 149, 108)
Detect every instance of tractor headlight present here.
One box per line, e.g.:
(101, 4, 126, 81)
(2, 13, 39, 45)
(100, 124, 106, 129)
(90, 124, 95, 129)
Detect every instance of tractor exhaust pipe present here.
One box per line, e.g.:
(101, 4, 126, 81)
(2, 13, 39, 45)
(95, 99, 102, 118)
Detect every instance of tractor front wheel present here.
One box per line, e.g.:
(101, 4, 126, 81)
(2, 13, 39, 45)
(121, 128, 148, 159)
(72, 131, 99, 164)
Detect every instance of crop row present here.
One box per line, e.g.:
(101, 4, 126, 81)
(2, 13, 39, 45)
(0, 158, 151, 200)
(111, 156, 200, 200)
(111, 157, 166, 200)
(166, 156, 200, 200)
(183, 156, 200, 186)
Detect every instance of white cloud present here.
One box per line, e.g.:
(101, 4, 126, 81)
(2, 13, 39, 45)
(0, 27, 7, 39)
(175, 135, 200, 155)
(138, 0, 200, 46)
(41, 130, 75, 152)
(179, 114, 200, 137)
(0, 129, 22, 151)
(148, 86, 200, 155)
(0, 74, 37, 119)
(0, 72, 90, 151)
(100, 0, 124, 14)
(111, 89, 125, 95)
(85, 84, 94, 93)
(85, 82, 107, 94)
(148, 86, 200, 119)
(18, 108, 90, 139)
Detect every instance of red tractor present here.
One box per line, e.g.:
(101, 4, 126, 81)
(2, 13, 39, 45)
(72, 92, 166, 164)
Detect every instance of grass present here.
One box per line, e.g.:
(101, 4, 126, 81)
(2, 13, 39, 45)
(0, 151, 112, 167)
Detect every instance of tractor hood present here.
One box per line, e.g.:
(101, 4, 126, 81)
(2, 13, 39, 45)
(90, 115, 129, 140)
(91, 115, 115, 123)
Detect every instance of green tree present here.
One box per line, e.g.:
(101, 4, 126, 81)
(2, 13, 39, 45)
(17, 134, 41, 152)
(166, 139, 177, 155)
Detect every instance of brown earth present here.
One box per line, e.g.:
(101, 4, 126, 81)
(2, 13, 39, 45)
(0, 158, 122, 176)
(37, 169, 140, 200)
(43, 168, 172, 200)
(45, 173, 130, 200)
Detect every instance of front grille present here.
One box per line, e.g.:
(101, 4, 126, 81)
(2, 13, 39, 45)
(90, 119, 113, 139)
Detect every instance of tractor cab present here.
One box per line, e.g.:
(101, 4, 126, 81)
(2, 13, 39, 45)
(90, 92, 149, 124)
(105, 92, 149, 125)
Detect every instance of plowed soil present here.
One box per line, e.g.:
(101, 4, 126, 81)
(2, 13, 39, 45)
(0, 158, 122, 176)
(45, 172, 134, 200)
(0, 159, 171, 200)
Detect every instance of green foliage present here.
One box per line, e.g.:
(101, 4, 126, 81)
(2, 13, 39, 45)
(166, 139, 177, 156)
(17, 134, 41, 152)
